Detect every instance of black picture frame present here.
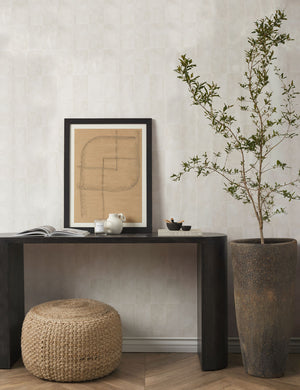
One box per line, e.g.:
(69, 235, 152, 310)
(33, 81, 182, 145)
(64, 118, 152, 233)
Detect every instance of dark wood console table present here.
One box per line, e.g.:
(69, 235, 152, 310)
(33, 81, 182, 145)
(0, 233, 227, 371)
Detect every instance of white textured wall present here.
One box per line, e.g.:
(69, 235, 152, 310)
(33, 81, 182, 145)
(1, 0, 299, 337)
(24, 243, 197, 337)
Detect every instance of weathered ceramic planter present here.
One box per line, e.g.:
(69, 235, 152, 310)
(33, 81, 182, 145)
(231, 238, 297, 378)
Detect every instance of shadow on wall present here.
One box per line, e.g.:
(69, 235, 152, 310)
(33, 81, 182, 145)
(151, 119, 164, 231)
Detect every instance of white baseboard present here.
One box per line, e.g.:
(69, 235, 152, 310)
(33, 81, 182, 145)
(122, 337, 300, 354)
(123, 337, 198, 353)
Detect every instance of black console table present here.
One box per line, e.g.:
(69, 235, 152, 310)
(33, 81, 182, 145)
(0, 233, 227, 371)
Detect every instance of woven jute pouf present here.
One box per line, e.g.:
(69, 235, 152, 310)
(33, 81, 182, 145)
(21, 299, 122, 382)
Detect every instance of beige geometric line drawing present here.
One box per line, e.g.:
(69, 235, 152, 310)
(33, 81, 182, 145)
(75, 129, 141, 221)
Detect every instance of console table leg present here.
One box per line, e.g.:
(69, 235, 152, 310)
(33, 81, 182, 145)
(197, 238, 228, 370)
(0, 242, 24, 368)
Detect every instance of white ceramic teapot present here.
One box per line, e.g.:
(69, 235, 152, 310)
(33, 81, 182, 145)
(104, 213, 126, 234)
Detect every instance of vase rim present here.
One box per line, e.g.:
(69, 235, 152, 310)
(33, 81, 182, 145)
(231, 238, 297, 245)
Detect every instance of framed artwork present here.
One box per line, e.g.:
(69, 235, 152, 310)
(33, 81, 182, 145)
(64, 118, 152, 233)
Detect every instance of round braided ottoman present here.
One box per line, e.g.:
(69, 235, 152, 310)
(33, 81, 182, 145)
(21, 299, 122, 382)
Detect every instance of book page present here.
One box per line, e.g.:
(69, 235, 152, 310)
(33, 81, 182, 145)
(50, 228, 89, 237)
(16, 225, 56, 236)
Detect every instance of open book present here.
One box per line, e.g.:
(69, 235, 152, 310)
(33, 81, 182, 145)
(16, 225, 90, 237)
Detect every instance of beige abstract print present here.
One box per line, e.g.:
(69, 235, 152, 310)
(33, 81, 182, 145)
(74, 128, 142, 223)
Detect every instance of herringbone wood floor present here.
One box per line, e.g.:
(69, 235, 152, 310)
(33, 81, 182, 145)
(0, 353, 299, 389)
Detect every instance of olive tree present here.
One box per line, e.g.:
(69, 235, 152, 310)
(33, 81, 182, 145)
(172, 10, 300, 243)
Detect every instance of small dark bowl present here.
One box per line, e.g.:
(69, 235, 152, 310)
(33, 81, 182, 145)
(182, 225, 191, 231)
(166, 222, 182, 231)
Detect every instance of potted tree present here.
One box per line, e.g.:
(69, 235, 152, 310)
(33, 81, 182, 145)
(173, 10, 299, 378)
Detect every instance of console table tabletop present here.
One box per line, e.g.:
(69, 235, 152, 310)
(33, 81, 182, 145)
(0, 232, 225, 242)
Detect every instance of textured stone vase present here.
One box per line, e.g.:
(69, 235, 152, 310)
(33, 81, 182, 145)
(231, 238, 297, 378)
